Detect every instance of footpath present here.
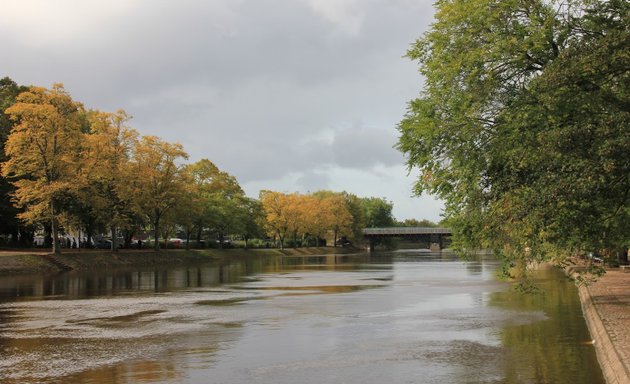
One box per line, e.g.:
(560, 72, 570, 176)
(579, 268, 630, 384)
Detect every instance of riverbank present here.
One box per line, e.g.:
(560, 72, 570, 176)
(0, 246, 362, 276)
(575, 268, 630, 384)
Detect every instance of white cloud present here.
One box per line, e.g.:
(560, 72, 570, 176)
(0, 0, 137, 46)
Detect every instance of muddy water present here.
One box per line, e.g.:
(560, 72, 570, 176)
(0, 251, 604, 383)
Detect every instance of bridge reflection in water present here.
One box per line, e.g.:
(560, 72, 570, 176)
(362, 227, 452, 252)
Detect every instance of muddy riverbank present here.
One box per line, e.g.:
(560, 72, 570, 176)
(0, 247, 361, 276)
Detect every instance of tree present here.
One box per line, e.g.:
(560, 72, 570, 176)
(81, 109, 139, 250)
(300, 194, 331, 246)
(397, 0, 630, 278)
(128, 135, 188, 250)
(185, 159, 221, 246)
(2, 84, 85, 254)
(342, 192, 366, 243)
(311, 191, 354, 246)
(260, 190, 291, 249)
(322, 194, 353, 247)
(360, 197, 395, 228)
(398, 218, 437, 227)
(284, 193, 310, 247)
(184, 159, 247, 247)
(174, 166, 205, 249)
(231, 196, 264, 249)
(0, 77, 29, 245)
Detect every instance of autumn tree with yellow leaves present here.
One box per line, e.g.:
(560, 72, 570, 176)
(81, 109, 139, 250)
(0, 81, 399, 252)
(259, 190, 291, 248)
(321, 194, 353, 247)
(127, 135, 188, 251)
(2, 84, 85, 254)
(260, 190, 355, 248)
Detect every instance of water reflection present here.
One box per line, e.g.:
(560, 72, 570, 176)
(0, 254, 377, 300)
(489, 266, 605, 384)
(0, 251, 604, 384)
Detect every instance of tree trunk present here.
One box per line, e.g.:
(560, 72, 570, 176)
(44, 224, 52, 248)
(84, 222, 95, 249)
(123, 230, 134, 248)
(50, 202, 60, 255)
(196, 226, 203, 247)
(153, 213, 160, 251)
(277, 232, 284, 250)
(111, 225, 118, 252)
(10, 227, 19, 247)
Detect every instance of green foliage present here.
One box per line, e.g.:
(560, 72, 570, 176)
(181, 159, 264, 248)
(360, 197, 395, 228)
(397, 0, 630, 278)
(397, 218, 437, 227)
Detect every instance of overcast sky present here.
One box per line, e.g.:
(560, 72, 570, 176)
(1, 0, 444, 222)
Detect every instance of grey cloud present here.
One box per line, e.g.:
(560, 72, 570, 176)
(331, 125, 403, 169)
(2, 0, 442, 217)
(295, 170, 333, 193)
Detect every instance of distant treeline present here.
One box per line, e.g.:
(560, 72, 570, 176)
(0, 78, 436, 253)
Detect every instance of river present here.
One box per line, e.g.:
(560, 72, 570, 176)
(0, 250, 604, 383)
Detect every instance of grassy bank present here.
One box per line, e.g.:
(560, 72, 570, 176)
(0, 246, 362, 276)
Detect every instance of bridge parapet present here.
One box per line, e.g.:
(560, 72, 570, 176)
(362, 227, 451, 237)
(362, 227, 452, 252)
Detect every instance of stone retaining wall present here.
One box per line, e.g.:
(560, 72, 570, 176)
(579, 283, 630, 384)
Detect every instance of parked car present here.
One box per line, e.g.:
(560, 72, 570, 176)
(168, 238, 184, 248)
(94, 238, 123, 249)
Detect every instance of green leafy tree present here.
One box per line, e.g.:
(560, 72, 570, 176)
(360, 197, 395, 228)
(359, 196, 395, 248)
(398, 219, 437, 227)
(342, 192, 366, 243)
(183, 159, 247, 247)
(204, 166, 245, 247)
(185, 159, 221, 246)
(231, 196, 264, 249)
(397, 0, 630, 278)
(173, 166, 205, 249)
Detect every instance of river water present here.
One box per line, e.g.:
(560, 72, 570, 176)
(0, 251, 604, 384)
